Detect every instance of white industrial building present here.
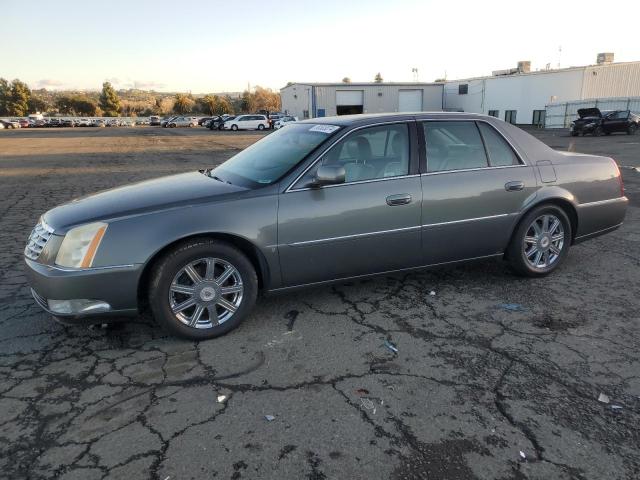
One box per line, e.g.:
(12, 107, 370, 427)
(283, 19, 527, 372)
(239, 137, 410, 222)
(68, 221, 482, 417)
(280, 54, 640, 128)
(280, 82, 444, 119)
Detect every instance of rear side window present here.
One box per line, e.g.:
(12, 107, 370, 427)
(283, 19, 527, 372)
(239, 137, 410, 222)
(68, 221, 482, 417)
(477, 122, 520, 166)
(423, 121, 488, 172)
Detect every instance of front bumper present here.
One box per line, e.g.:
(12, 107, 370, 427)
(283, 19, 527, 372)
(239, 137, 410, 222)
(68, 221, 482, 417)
(25, 258, 142, 321)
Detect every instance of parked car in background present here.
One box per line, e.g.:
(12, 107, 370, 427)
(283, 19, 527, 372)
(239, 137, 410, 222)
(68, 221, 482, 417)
(274, 116, 298, 129)
(23, 113, 628, 340)
(570, 109, 640, 136)
(208, 116, 232, 130)
(198, 117, 214, 126)
(0, 121, 4, 129)
(17, 119, 30, 128)
(91, 119, 106, 127)
(4, 119, 22, 128)
(149, 115, 161, 126)
(60, 119, 75, 128)
(161, 116, 178, 128)
(33, 119, 48, 128)
(224, 114, 269, 131)
(75, 118, 92, 127)
(168, 116, 198, 128)
(121, 120, 134, 127)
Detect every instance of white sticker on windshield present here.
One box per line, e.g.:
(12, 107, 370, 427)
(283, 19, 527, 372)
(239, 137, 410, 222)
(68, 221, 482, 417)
(309, 124, 340, 134)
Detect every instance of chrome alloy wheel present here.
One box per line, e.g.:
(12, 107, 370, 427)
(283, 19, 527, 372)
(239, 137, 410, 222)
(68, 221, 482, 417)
(169, 257, 243, 329)
(523, 214, 565, 270)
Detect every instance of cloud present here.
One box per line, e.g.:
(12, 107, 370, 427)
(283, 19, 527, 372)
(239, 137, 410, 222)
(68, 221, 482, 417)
(36, 78, 65, 88)
(132, 80, 166, 90)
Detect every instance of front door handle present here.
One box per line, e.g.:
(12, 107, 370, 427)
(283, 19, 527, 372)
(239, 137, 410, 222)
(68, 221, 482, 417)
(505, 181, 524, 192)
(386, 194, 412, 206)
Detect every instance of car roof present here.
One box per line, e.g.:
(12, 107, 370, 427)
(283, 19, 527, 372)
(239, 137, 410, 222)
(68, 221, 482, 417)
(298, 111, 500, 126)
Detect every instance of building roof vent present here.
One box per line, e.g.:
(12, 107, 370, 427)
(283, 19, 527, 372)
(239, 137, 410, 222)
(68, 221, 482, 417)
(597, 52, 614, 65)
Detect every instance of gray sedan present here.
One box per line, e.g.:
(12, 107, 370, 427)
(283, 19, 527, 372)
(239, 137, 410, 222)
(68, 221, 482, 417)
(25, 113, 628, 340)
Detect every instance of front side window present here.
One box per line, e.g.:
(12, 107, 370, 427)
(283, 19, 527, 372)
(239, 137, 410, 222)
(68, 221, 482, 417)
(299, 123, 410, 185)
(212, 123, 339, 188)
(424, 121, 488, 172)
(613, 111, 629, 120)
(477, 122, 520, 167)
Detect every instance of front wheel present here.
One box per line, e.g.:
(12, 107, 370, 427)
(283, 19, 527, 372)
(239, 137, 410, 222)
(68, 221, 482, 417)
(507, 205, 572, 277)
(148, 239, 258, 340)
(258, 124, 265, 131)
(593, 126, 603, 136)
(628, 124, 638, 135)
(231, 124, 238, 131)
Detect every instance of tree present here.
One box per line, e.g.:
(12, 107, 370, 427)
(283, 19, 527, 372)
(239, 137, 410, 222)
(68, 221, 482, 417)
(173, 93, 195, 114)
(55, 95, 98, 116)
(196, 95, 217, 115)
(0, 78, 9, 115)
(28, 93, 50, 114)
(374, 72, 383, 83)
(214, 95, 233, 115)
(7, 79, 31, 116)
(342, 77, 351, 83)
(99, 81, 121, 116)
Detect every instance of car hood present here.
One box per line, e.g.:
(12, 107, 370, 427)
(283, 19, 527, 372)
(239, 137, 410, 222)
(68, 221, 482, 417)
(577, 108, 602, 119)
(44, 171, 247, 232)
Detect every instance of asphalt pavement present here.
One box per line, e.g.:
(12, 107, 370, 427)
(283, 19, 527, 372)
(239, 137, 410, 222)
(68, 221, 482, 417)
(0, 126, 639, 480)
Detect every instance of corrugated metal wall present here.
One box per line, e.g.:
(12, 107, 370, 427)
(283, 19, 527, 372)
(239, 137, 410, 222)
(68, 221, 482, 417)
(545, 97, 640, 128)
(581, 63, 640, 99)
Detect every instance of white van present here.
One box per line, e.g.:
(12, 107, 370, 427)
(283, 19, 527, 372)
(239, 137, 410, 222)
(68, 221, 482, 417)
(224, 114, 269, 131)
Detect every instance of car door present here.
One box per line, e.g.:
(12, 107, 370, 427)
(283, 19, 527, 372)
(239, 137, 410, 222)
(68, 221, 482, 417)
(419, 120, 538, 265)
(277, 121, 423, 286)
(612, 111, 629, 133)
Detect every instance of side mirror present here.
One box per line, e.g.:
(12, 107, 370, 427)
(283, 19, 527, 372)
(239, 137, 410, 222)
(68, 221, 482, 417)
(311, 165, 346, 187)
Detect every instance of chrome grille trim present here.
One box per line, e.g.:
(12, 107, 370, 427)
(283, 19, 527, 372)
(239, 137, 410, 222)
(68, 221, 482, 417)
(24, 220, 54, 260)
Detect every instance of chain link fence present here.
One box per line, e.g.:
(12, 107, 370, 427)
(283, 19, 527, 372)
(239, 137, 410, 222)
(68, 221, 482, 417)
(545, 97, 640, 128)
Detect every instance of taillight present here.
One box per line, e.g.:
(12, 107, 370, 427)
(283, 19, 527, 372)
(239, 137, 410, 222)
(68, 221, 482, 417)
(612, 159, 624, 197)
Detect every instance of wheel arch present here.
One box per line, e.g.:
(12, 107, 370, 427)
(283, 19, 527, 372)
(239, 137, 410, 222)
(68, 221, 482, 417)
(505, 196, 579, 258)
(137, 232, 270, 309)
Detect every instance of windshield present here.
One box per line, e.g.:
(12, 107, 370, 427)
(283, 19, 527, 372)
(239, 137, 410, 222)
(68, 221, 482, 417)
(212, 123, 341, 187)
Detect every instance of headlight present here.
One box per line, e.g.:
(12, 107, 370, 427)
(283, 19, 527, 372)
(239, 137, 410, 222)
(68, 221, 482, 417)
(55, 222, 108, 268)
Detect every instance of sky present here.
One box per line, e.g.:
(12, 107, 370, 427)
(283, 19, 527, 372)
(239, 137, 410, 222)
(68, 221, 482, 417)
(1, 0, 638, 93)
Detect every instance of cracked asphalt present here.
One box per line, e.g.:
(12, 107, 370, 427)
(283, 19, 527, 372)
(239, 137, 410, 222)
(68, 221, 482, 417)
(1, 126, 639, 480)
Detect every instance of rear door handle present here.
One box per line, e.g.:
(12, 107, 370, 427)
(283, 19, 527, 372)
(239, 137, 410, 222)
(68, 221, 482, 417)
(386, 194, 412, 206)
(505, 181, 524, 192)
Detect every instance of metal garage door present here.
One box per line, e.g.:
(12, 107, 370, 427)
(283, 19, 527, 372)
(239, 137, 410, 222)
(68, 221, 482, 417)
(398, 90, 423, 112)
(336, 90, 364, 106)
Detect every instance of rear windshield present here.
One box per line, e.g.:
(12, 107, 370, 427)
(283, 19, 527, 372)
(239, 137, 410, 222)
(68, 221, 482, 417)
(212, 123, 341, 187)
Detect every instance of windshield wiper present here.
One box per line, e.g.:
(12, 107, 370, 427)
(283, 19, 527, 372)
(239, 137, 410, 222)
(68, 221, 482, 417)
(201, 169, 233, 185)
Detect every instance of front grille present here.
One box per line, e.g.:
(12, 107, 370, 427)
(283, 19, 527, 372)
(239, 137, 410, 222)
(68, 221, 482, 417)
(25, 220, 54, 260)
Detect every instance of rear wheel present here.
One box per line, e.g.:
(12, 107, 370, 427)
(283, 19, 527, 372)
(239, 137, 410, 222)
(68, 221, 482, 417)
(507, 205, 572, 277)
(258, 124, 265, 131)
(149, 239, 258, 340)
(593, 126, 603, 136)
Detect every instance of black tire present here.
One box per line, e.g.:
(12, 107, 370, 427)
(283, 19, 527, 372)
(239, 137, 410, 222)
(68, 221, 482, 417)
(507, 204, 572, 277)
(593, 126, 603, 137)
(148, 239, 258, 340)
(231, 124, 238, 131)
(258, 124, 265, 131)
(628, 124, 637, 135)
